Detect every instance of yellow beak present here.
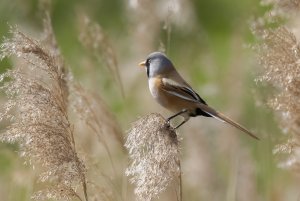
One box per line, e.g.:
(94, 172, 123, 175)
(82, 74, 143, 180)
(139, 60, 146, 67)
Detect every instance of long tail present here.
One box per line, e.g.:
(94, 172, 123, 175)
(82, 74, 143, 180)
(197, 103, 259, 140)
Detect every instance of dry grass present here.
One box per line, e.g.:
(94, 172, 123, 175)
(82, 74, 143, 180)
(71, 81, 124, 147)
(125, 113, 181, 201)
(254, 0, 300, 173)
(78, 14, 124, 97)
(0, 18, 88, 200)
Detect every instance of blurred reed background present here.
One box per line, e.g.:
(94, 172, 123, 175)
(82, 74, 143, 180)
(0, 0, 300, 200)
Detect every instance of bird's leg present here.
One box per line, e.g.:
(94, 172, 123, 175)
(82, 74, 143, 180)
(174, 119, 188, 129)
(166, 109, 188, 125)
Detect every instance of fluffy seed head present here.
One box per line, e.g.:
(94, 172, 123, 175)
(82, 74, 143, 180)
(125, 113, 181, 201)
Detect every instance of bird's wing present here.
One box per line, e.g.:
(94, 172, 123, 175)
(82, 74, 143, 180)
(162, 77, 207, 104)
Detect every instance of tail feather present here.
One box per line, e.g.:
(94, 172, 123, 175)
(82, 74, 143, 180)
(214, 112, 259, 140)
(197, 103, 259, 140)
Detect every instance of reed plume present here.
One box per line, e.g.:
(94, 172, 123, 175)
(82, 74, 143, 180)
(254, 0, 300, 171)
(78, 14, 124, 97)
(0, 18, 88, 200)
(125, 113, 181, 201)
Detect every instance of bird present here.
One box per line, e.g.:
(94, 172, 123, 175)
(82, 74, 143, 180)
(138, 52, 259, 140)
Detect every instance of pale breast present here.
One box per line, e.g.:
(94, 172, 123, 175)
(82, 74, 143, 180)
(148, 77, 160, 99)
(148, 77, 171, 108)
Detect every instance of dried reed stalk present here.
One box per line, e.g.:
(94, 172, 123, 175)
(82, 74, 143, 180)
(254, 0, 300, 172)
(78, 14, 124, 97)
(0, 18, 88, 200)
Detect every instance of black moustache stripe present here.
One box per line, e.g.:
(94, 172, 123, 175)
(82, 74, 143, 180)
(146, 66, 150, 78)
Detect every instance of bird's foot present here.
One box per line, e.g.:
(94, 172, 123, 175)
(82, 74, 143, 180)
(165, 119, 171, 128)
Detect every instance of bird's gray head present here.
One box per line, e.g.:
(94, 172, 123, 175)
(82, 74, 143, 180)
(139, 52, 174, 78)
